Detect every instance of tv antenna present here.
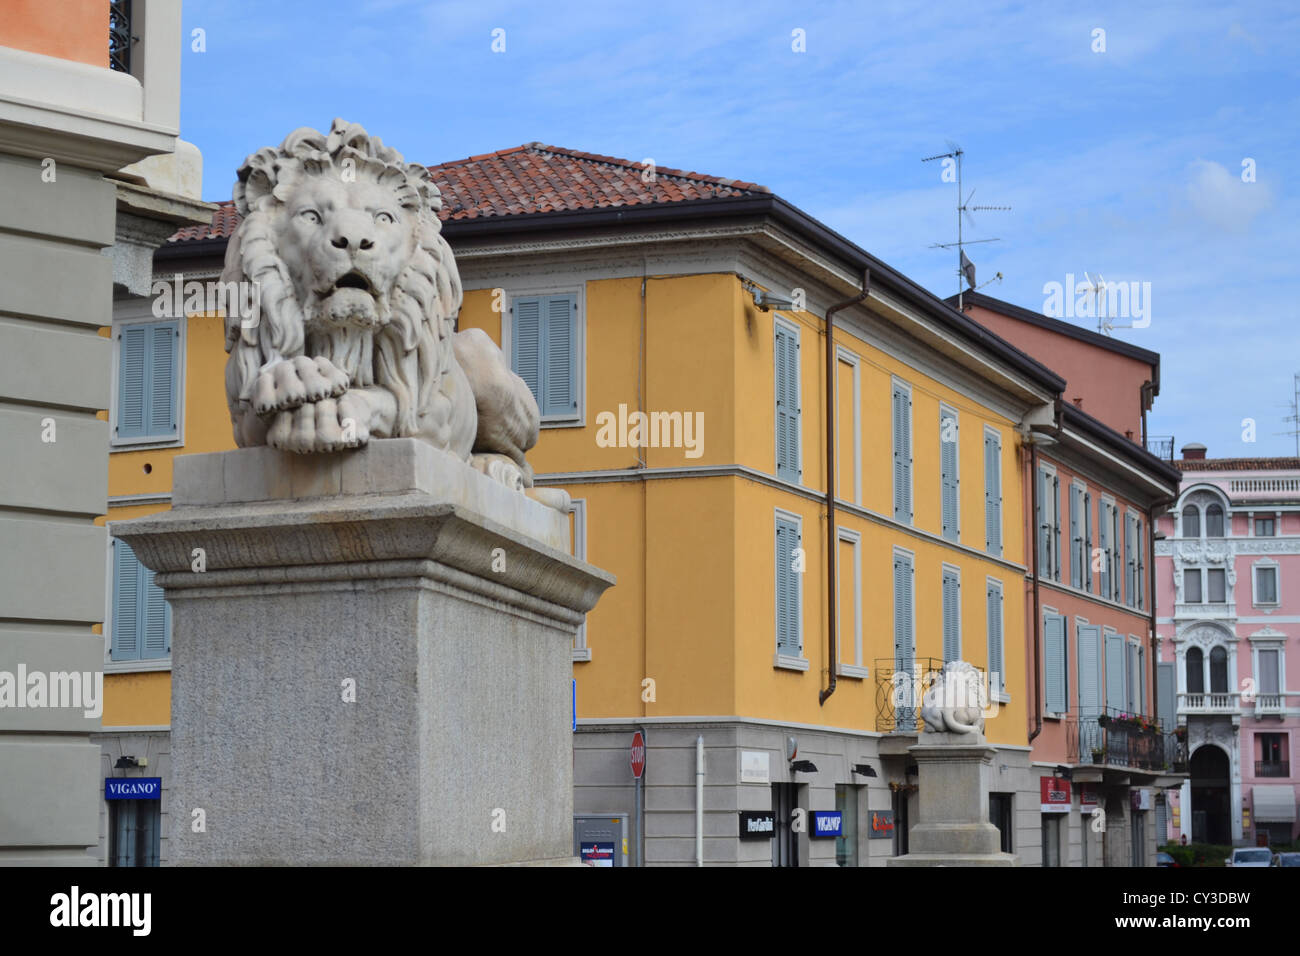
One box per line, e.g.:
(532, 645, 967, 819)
(1276, 372, 1300, 457)
(922, 142, 1010, 310)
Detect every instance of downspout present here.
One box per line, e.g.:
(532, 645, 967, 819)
(695, 735, 704, 866)
(820, 268, 871, 707)
(1147, 498, 1173, 723)
(1028, 439, 1043, 744)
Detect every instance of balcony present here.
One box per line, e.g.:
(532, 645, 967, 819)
(1179, 691, 1240, 715)
(1067, 709, 1186, 773)
(873, 658, 988, 734)
(1145, 435, 1175, 463)
(1254, 693, 1287, 717)
(109, 0, 133, 73)
(1255, 761, 1290, 778)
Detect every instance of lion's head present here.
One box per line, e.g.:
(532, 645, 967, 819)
(222, 118, 464, 446)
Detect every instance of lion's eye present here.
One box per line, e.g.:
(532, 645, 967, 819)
(298, 209, 321, 225)
(375, 211, 396, 225)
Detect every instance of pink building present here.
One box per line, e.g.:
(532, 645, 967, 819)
(1155, 445, 1300, 846)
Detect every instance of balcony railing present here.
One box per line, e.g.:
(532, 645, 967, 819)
(1230, 476, 1300, 495)
(1254, 693, 1285, 716)
(1256, 760, 1290, 778)
(109, 0, 133, 74)
(873, 658, 987, 734)
(1179, 691, 1239, 714)
(1066, 708, 1186, 773)
(1145, 435, 1175, 463)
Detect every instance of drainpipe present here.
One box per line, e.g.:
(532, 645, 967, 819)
(820, 269, 871, 707)
(1147, 498, 1173, 724)
(1028, 439, 1044, 745)
(695, 735, 704, 866)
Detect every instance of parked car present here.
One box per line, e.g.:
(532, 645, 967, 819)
(1156, 851, 1178, 867)
(1273, 852, 1300, 867)
(1226, 848, 1273, 867)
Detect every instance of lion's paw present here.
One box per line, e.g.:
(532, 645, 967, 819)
(266, 393, 370, 454)
(254, 355, 350, 415)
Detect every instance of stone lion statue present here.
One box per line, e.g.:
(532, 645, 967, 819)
(221, 118, 565, 509)
(920, 660, 987, 735)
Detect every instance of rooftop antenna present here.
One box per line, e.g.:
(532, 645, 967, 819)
(1276, 372, 1300, 457)
(922, 142, 1010, 310)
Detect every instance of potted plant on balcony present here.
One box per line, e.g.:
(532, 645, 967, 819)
(1091, 747, 1104, 762)
(1174, 726, 1187, 741)
(1097, 714, 1111, 727)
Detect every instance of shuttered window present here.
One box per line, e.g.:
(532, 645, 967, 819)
(116, 321, 179, 442)
(1077, 624, 1102, 719)
(940, 407, 959, 541)
(1099, 502, 1111, 598)
(775, 517, 802, 655)
(1124, 514, 1136, 607)
(511, 294, 579, 419)
(1044, 613, 1067, 714)
(1105, 631, 1126, 713)
(774, 322, 801, 482)
(986, 579, 1005, 697)
(1127, 641, 1143, 713)
(1110, 507, 1122, 602)
(984, 429, 1002, 556)
(1070, 485, 1083, 588)
(1136, 519, 1144, 610)
(1036, 468, 1059, 580)
(892, 383, 912, 523)
(111, 538, 170, 661)
(942, 567, 960, 662)
(893, 553, 915, 676)
(1083, 492, 1093, 591)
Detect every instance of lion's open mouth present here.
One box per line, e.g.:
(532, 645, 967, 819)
(329, 270, 375, 295)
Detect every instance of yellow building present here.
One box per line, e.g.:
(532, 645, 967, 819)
(103, 142, 1066, 865)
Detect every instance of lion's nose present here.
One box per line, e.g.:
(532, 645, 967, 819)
(330, 213, 375, 252)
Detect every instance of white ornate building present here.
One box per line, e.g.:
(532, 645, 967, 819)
(1155, 443, 1300, 846)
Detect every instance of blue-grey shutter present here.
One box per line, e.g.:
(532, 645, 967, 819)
(1084, 493, 1093, 591)
(1124, 514, 1134, 607)
(542, 295, 576, 416)
(142, 564, 169, 659)
(117, 325, 148, 438)
(1136, 520, 1144, 610)
(775, 325, 800, 482)
(940, 409, 958, 541)
(775, 518, 801, 654)
(1044, 614, 1066, 713)
(984, 432, 1001, 556)
(1036, 468, 1049, 576)
(894, 554, 915, 723)
(892, 385, 911, 523)
(942, 568, 960, 662)
(111, 539, 141, 660)
(1098, 503, 1110, 598)
(1070, 487, 1081, 588)
(1157, 662, 1176, 731)
(987, 583, 1004, 695)
(1112, 509, 1122, 601)
(1106, 632, 1126, 712)
(1077, 624, 1102, 719)
(147, 322, 178, 436)
(1052, 475, 1061, 581)
(1137, 645, 1145, 713)
(512, 297, 542, 403)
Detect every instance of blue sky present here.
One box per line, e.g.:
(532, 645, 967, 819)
(180, 0, 1300, 456)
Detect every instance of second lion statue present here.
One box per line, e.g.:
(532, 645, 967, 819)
(221, 118, 566, 510)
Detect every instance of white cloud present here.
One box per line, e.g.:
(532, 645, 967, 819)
(1184, 159, 1274, 232)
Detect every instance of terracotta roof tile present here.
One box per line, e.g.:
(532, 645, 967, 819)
(1176, 457, 1300, 471)
(167, 143, 769, 243)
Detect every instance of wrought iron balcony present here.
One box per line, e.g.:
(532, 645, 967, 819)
(873, 658, 988, 734)
(1255, 760, 1290, 778)
(1145, 435, 1175, 463)
(1066, 708, 1186, 773)
(1179, 691, 1239, 715)
(110, 0, 133, 74)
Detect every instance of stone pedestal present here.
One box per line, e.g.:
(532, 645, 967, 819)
(110, 439, 613, 866)
(887, 731, 1018, 866)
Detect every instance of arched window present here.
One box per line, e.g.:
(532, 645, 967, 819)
(1206, 504, 1224, 537)
(1209, 646, 1229, 694)
(1186, 647, 1204, 694)
(1182, 505, 1200, 537)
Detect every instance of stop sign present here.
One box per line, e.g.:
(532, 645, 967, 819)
(630, 731, 646, 779)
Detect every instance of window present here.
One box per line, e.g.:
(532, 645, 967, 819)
(1258, 652, 1281, 700)
(111, 539, 169, 662)
(837, 528, 866, 677)
(989, 793, 1014, 853)
(942, 565, 961, 663)
(1127, 639, 1144, 714)
(1182, 505, 1200, 537)
(1099, 501, 1112, 598)
(1134, 517, 1145, 610)
(109, 799, 161, 867)
(1109, 506, 1122, 601)
(1124, 513, 1142, 608)
(987, 578, 1005, 698)
(1070, 484, 1086, 589)
(1255, 517, 1276, 536)
(1205, 504, 1224, 537)
(1254, 564, 1279, 605)
(114, 319, 180, 444)
(891, 381, 912, 523)
(1037, 466, 1060, 580)
(1207, 568, 1227, 604)
(983, 427, 1002, 557)
(774, 513, 804, 668)
(1105, 630, 1126, 712)
(1185, 647, 1205, 695)
(835, 785, 859, 867)
(1184, 568, 1203, 603)
(1083, 492, 1093, 591)
(1209, 646, 1229, 694)
(1044, 612, 1067, 714)
(774, 319, 801, 482)
(1042, 815, 1062, 867)
(511, 293, 580, 422)
(894, 550, 916, 721)
(1257, 733, 1286, 776)
(940, 406, 959, 541)
(570, 500, 591, 661)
